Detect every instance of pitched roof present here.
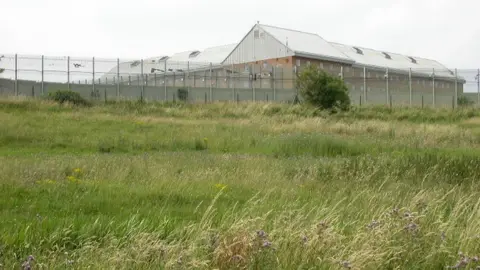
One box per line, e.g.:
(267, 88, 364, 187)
(258, 24, 354, 64)
(331, 42, 459, 80)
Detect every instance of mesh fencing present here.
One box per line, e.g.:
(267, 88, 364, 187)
(0, 54, 479, 106)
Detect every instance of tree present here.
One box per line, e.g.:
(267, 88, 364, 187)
(296, 64, 350, 111)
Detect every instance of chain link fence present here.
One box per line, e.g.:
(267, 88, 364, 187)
(0, 54, 479, 107)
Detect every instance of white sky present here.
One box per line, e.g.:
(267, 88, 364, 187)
(1, 0, 479, 69)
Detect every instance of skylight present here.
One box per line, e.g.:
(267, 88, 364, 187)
(189, 51, 200, 58)
(159, 56, 169, 61)
(382, 52, 391, 60)
(408, 56, 417, 64)
(353, 47, 363, 55)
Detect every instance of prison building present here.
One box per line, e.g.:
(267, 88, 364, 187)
(222, 23, 464, 106)
(1, 22, 465, 105)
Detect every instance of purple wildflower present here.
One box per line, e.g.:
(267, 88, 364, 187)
(21, 255, 35, 270)
(256, 230, 267, 238)
(340, 260, 352, 269)
(262, 240, 272, 248)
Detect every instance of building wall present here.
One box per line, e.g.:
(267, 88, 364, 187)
(288, 56, 463, 106)
(223, 25, 294, 65)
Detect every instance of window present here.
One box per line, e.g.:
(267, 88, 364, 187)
(189, 51, 200, 58)
(306, 61, 311, 66)
(345, 67, 350, 73)
(296, 59, 301, 66)
(254, 30, 260, 39)
(319, 63, 324, 69)
(330, 64, 334, 70)
(382, 52, 391, 59)
(353, 47, 363, 55)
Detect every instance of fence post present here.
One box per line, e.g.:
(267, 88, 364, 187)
(209, 62, 213, 102)
(359, 95, 362, 106)
(385, 68, 389, 105)
(409, 68, 412, 107)
(363, 66, 367, 104)
(389, 95, 392, 108)
(14, 54, 18, 96)
(477, 68, 479, 107)
(92, 57, 95, 97)
(253, 63, 256, 101)
(41, 55, 44, 95)
(187, 61, 190, 102)
(432, 68, 435, 108)
(421, 95, 424, 108)
(232, 63, 235, 102)
(116, 58, 120, 100)
(67, 56, 70, 91)
(164, 60, 167, 101)
(141, 59, 144, 100)
(273, 65, 276, 101)
(454, 69, 458, 109)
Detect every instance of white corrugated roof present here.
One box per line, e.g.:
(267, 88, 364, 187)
(330, 42, 457, 79)
(100, 44, 237, 80)
(193, 44, 237, 64)
(259, 24, 354, 64)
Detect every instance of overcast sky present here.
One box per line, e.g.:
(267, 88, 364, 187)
(1, 0, 479, 69)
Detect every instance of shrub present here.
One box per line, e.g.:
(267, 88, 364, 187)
(296, 65, 350, 111)
(48, 90, 90, 106)
(177, 88, 188, 102)
(458, 96, 474, 107)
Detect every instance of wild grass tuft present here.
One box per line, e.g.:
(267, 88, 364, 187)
(0, 98, 479, 269)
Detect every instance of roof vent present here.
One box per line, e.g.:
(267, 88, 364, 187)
(353, 47, 363, 55)
(382, 52, 391, 60)
(408, 56, 417, 64)
(189, 51, 200, 58)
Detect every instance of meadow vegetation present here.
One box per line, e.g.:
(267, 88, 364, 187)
(0, 97, 480, 269)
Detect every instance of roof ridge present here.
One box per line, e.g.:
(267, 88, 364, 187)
(259, 24, 319, 37)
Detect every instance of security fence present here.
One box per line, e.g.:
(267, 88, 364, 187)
(0, 54, 479, 107)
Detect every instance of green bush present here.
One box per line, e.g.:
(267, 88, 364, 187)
(47, 90, 90, 106)
(458, 96, 474, 107)
(177, 88, 188, 102)
(296, 65, 350, 111)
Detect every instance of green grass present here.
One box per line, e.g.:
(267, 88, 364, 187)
(0, 98, 480, 269)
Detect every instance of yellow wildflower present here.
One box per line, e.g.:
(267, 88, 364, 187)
(214, 183, 227, 190)
(73, 168, 82, 174)
(67, 176, 76, 183)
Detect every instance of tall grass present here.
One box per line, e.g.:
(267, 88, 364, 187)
(0, 98, 479, 269)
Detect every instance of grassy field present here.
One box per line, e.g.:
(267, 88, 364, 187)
(1, 98, 480, 269)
